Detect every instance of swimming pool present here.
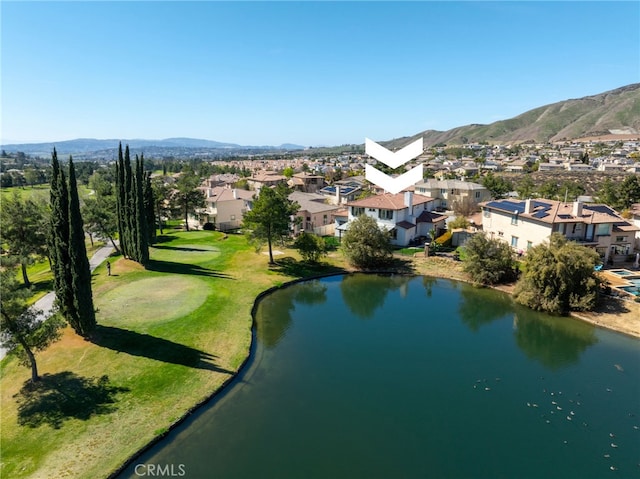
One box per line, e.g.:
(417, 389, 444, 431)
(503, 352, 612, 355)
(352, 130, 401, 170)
(608, 269, 637, 277)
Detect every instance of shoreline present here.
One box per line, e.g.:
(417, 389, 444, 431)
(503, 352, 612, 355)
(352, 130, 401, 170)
(110, 266, 639, 476)
(408, 255, 640, 339)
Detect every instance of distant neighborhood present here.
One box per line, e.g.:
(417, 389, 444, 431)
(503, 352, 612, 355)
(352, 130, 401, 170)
(2, 136, 640, 273)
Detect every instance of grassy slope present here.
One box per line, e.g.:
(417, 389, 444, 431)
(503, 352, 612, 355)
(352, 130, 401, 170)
(0, 230, 340, 479)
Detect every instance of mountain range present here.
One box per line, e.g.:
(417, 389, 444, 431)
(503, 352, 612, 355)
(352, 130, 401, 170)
(384, 83, 640, 149)
(0, 137, 305, 157)
(3, 83, 639, 156)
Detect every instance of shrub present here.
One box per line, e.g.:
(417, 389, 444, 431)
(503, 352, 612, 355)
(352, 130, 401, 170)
(513, 233, 601, 315)
(323, 236, 340, 251)
(341, 215, 392, 268)
(461, 232, 517, 285)
(294, 232, 326, 263)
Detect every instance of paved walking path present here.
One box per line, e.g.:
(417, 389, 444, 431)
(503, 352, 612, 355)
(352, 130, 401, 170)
(0, 243, 116, 360)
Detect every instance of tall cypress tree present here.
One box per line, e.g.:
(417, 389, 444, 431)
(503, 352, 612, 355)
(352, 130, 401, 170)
(67, 157, 96, 336)
(114, 144, 150, 265)
(124, 146, 136, 260)
(143, 170, 156, 244)
(135, 154, 149, 264)
(49, 149, 74, 322)
(115, 143, 127, 258)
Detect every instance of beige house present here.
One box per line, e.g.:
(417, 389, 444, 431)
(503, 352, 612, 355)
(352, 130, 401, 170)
(414, 179, 491, 211)
(288, 172, 325, 193)
(480, 198, 639, 263)
(289, 191, 341, 236)
(630, 203, 640, 249)
(198, 186, 254, 231)
(246, 172, 287, 192)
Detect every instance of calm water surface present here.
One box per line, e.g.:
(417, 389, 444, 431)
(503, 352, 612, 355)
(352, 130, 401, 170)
(119, 275, 640, 479)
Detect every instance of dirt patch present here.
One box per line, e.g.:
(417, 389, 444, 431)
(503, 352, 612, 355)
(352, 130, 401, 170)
(262, 250, 284, 256)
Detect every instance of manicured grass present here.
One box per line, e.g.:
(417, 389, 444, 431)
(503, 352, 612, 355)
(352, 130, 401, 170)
(0, 184, 92, 203)
(0, 231, 346, 479)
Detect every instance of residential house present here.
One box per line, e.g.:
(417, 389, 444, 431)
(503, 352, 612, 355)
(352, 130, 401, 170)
(480, 198, 639, 263)
(537, 162, 565, 172)
(319, 182, 363, 205)
(288, 172, 326, 193)
(414, 179, 491, 211)
(339, 192, 446, 246)
(198, 186, 254, 231)
(290, 191, 341, 236)
(630, 203, 640, 250)
(203, 174, 240, 188)
(503, 159, 531, 173)
(246, 172, 287, 192)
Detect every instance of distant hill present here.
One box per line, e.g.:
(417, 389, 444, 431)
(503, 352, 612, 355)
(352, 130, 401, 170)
(0, 137, 305, 157)
(384, 83, 640, 149)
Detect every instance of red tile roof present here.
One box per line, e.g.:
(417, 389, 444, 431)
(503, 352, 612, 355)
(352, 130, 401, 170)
(347, 192, 433, 210)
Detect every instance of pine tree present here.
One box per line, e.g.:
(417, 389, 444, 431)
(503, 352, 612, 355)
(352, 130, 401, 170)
(67, 157, 96, 336)
(49, 149, 74, 322)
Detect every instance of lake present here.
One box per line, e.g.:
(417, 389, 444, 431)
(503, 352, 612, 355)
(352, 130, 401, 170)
(118, 274, 640, 479)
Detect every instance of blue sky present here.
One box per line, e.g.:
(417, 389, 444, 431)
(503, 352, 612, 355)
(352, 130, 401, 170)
(1, 1, 638, 146)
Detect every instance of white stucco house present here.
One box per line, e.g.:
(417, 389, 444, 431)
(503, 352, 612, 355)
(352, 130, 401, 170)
(338, 191, 447, 246)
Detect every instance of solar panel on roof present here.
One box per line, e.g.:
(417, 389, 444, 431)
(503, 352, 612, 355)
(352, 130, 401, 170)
(486, 200, 524, 213)
(532, 211, 549, 219)
(585, 205, 614, 215)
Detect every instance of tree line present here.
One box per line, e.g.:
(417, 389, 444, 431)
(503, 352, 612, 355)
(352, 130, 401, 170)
(0, 144, 176, 383)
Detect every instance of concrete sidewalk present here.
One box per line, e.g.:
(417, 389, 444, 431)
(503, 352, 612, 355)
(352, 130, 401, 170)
(0, 243, 116, 360)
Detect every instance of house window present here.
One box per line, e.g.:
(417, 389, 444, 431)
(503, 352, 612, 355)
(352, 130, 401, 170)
(527, 241, 533, 250)
(596, 224, 610, 236)
(379, 209, 393, 220)
(440, 189, 446, 195)
(352, 207, 364, 217)
(475, 191, 481, 199)
(483, 209, 491, 218)
(615, 236, 626, 242)
(511, 214, 518, 225)
(511, 236, 518, 248)
(323, 214, 328, 224)
(391, 229, 398, 240)
(306, 216, 311, 222)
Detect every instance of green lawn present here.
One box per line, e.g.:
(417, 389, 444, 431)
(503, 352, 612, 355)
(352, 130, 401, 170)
(0, 184, 93, 203)
(0, 230, 345, 479)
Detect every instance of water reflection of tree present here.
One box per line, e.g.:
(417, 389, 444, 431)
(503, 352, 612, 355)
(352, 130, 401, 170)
(458, 285, 514, 332)
(256, 280, 328, 349)
(340, 274, 411, 319)
(422, 276, 438, 298)
(513, 309, 598, 370)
